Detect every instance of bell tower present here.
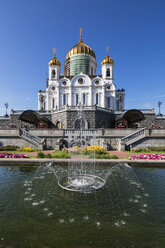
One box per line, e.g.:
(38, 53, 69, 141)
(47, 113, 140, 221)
(101, 46, 114, 79)
(49, 48, 61, 80)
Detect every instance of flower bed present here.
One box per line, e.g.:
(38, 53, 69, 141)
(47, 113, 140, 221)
(62, 146, 118, 159)
(0, 153, 28, 158)
(129, 154, 165, 160)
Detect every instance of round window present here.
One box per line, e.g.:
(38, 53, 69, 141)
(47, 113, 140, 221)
(63, 81, 66, 86)
(78, 78, 83, 84)
(107, 86, 111, 90)
(95, 80, 99, 85)
(52, 86, 55, 91)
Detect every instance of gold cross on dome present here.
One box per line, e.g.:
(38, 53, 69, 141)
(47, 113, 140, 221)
(53, 48, 56, 57)
(106, 46, 110, 56)
(79, 28, 83, 41)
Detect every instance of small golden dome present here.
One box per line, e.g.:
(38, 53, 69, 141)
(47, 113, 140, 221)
(66, 40, 96, 60)
(101, 55, 114, 65)
(49, 48, 61, 66)
(49, 56, 61, 66)
(102, 46, 114, 65)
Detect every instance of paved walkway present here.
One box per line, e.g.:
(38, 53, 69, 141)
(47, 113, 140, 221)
(108, 151, 137, 158)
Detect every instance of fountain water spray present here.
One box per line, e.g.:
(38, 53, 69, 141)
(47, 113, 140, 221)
(46, 94, 132, 193)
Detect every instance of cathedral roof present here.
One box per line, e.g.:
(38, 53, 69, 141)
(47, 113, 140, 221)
(66, 40, 96, 60)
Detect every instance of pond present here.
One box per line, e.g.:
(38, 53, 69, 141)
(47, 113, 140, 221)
(0, 164, 165, 248)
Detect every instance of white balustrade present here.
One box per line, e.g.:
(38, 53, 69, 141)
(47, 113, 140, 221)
(64, 129, 98, 137)
(19, 128, 42, 146)
(121, 128, 145, 145)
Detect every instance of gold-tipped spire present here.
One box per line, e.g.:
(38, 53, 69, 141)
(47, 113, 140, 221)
(53, 48, 56, 57)
(106, 46, 110, 56)
(79, 27, 83, 41)
(49, 48, 60, 66)
(101, 46, 114, 65)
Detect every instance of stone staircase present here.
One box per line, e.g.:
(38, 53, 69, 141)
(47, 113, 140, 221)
(121, 128, 145, 146)
(19, 128, 43, 147)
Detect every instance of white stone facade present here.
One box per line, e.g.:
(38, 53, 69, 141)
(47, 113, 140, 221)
(38, 50, 125, 112)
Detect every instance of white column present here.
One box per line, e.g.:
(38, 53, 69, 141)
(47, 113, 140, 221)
(57, 86, 60, 109)
(99, 93, 102, 107)
(89, 86, 92, 106)
(69, 86, 72, 106)
(102, 86, 105, 108)
(38, 98, 41, 111)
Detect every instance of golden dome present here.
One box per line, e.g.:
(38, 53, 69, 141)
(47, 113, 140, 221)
(102, 46, 114, 65)
(49, 56, 61, 66)
(49, 48, 61, 66)
(66, 40, 96, 60)
(101, 55, 114, 65)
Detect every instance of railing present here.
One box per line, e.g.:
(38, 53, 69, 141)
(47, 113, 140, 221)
(19, 128, 42, 146)
(121, 128, 145, 145)
(64, 129, 98, 137)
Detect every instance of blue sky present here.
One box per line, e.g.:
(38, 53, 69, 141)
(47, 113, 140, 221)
(0, 0, 165, 115)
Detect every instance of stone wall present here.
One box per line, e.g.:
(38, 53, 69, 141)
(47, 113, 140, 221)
(139, 113, 156, 128)
(133, 137, 165, 148)
(95, 110, 115, 128)
(52, 111, 68, 128)
(0, 118, 10, 128)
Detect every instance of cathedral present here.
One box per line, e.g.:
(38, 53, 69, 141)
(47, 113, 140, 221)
(1, 29, 157, 132)
(0, 29, 164, 150)
(38, 29, 125, 113)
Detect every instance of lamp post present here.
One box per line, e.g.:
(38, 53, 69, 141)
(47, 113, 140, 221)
(158, 101, 162, 115)
(4, 102, 9, 117)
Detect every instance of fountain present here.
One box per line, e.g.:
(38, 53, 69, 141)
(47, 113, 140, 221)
(47, 95, 131, 193)
(57, 101, 106, 192)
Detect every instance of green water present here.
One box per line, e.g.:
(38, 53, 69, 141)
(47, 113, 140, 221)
(0, 164, 165, 248)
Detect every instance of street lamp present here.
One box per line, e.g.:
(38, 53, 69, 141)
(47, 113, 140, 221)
(158, 101, 162, 115)
(4, 102, 9, 117)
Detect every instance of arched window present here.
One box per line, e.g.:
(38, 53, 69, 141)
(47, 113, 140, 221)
(52, 98, 55, 108)
(106, 68, 110, 77)
(83, 93, 85, 105)
(76, 93, 79, 105)
(101, 121, 107, 128)
(56, 121, 61, 129)
(107, 98, 111, 108)
(52, 69, 56, 78)
(63, 94, 66, 106)
(91, 67, 93, 75)
(96, 93, 98, 105)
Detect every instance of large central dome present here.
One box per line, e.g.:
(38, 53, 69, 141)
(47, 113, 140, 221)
(64, 37, 97, 77)
(66, 40, 96, 60)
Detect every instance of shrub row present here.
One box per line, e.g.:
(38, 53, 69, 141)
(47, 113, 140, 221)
(36, 150, 118, 159)
(132, 146, 165, 152)
(37, 150, 70, 159)
(89, 153, 118, 159)
(0, 145, 19, 151)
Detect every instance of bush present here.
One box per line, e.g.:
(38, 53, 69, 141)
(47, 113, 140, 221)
(19, 147, 33, 152)
(37, 152, 45, 158)
(0, 145, 19, 151)
(131, 148, 148, 153)
(97, 154, 112, 159)
(148, 146, 165, 152)
(53, 150, 70, 159)
(45, 153, 52, 158)
(110, 155, 119, 159)
(131, 147, 165, 153)
(89, 151, 112, 159)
